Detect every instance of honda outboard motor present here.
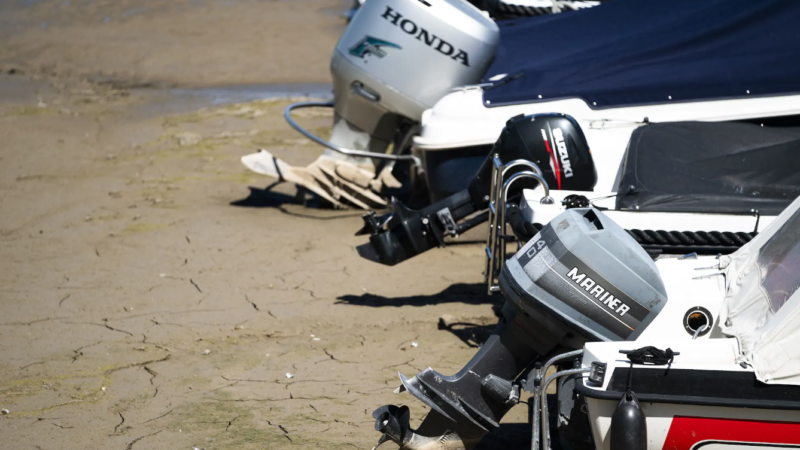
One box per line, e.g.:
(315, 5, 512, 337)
(370, 208, 667, 450)
(357, 113, 597, 265)
(327, 0, 499, 156)
(264, 0, 499, 209)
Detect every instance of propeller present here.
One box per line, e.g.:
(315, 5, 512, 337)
(370, 405, 467, 450)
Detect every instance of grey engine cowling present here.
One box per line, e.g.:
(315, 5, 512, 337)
(502, 208, 668, 344)
(329, 0, 499, 154)
(371, 208, 667, 450)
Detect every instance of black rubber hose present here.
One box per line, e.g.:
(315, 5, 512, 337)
(455, 210, 491, 235)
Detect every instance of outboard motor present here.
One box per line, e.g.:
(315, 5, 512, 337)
(357, 113, 597, 265)
(306, 0, 500, 158)
(370, 207, 667, 450)
(263, 0, 500, 209)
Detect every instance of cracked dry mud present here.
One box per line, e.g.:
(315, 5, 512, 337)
(0, 1, 532, 449)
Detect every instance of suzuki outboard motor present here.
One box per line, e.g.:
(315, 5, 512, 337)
(357, 113, 597, 265)
(370, 208, 667, 450)
(325, 0, 500, 157)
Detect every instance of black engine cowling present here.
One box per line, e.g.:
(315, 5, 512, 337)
(358, 113, 596, 266)
(493, 113, 597, 192)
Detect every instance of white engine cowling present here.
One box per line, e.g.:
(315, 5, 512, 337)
(330, 0, 499, 153)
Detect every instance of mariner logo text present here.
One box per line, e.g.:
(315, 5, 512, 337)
(567, 267, 630, 316)
(381, 6, 470, 67)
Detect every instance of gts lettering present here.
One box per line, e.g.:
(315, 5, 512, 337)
(567, 267, 630, 317)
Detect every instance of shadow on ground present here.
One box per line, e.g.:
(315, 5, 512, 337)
(438, 320, 497, 348)
(475, 398, 554, 450)
(475, 422, 531, 450)
(475, 395, 570, 450)
(231, 183, 369, 220)
(336, 283, 502, 308)
(230, 182, 300, 208)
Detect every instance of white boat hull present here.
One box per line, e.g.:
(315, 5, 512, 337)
(415, 90, 800, 192)
(580, 339, 800, 449)
(586, 399, 800, 449)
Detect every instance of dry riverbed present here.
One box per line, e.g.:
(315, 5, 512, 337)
(0, 1, 531, 449)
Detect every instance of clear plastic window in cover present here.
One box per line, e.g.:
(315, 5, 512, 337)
(758, 208, 800, 313)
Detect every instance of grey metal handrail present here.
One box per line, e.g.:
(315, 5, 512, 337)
(540, 367, 592, 450)
(485, 155, 555, 294)
(502, 159, 543, 178)
(530, 349, 585, 450)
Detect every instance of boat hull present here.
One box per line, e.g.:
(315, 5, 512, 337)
(586, 399, 800, 450)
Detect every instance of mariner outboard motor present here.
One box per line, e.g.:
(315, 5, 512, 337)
(370, 207, 667, 450)
(357, 113, 597, 265)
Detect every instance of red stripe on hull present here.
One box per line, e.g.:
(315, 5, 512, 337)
(663, 416, 800, 449)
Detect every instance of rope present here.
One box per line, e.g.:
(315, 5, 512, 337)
(558, 194, 757, 249)
(526, 221, 754, 252)
(619, 346, 677, 400)
(627, 229, 755, 248)
(620, 346, 676, 366)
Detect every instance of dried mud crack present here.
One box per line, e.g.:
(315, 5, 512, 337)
(0, 13, 507, 447)
(125, 430, 163, 450)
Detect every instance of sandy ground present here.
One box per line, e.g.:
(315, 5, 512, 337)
(0, 1, 532, 449)
(0, 0, 348, 86)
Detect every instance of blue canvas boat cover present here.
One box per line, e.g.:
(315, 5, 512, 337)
(483, 0, 800, 108)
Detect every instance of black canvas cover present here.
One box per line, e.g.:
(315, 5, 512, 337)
(615, 122, 800, 215)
